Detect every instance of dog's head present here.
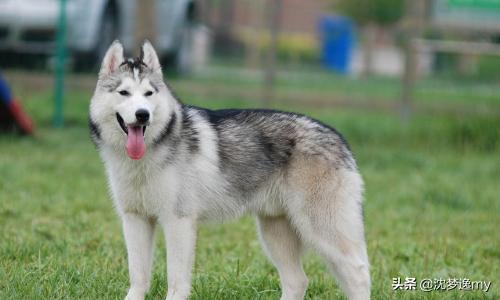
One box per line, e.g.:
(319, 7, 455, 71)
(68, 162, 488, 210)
(90, 40, 178, 160)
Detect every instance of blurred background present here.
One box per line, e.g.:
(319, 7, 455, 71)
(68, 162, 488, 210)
(1, 0, 499, 299)
(2, 0, 500, 125)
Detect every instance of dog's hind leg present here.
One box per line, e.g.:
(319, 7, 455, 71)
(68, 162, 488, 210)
(257, 215, 308, 300)
(288, 167, 370, 300)
(304, 211, 371, 300)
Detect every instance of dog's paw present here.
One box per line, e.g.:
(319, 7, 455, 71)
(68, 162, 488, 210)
(124, 287, 146, 300)
(165, 287, 191, 300)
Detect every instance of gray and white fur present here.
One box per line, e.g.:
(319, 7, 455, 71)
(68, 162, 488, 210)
(89, 41, 370, 300)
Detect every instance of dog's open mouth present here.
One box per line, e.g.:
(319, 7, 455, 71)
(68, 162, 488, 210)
(116, 113, 147, 160)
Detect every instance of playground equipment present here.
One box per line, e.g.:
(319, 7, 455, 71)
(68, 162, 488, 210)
(0, 75, 34, 135)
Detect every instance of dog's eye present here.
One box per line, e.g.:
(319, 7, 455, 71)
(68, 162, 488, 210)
(118, 90, 130, 96)
(144, 91, 153, 97)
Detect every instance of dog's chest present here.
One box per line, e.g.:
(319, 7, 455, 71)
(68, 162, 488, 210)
(119, 179, 164, 216)
(107, 159, 176, 217)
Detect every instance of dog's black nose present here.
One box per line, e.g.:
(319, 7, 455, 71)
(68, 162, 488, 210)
(135, 109, 150, 123)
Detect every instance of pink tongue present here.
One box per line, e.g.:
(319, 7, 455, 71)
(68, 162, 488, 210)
(126, 126, 146, 160)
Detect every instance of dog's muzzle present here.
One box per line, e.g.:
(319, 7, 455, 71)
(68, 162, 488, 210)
(116, 112, 149, 160)
(116, 113, 148, 135)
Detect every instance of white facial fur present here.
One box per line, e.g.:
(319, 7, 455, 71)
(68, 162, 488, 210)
(90, 41, 179, 151)
(114, 77, 156, 125)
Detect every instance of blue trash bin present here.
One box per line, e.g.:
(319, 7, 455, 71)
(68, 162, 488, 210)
(319, 15, 355, 74)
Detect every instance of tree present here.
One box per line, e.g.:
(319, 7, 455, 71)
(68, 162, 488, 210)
(338, 0, 403, 26)
(337, 0, 404, 76)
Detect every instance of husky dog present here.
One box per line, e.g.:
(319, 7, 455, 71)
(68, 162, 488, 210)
(89, 41, 370, 300)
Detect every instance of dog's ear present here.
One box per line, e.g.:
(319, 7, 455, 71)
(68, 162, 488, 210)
(141, 40, 162, 73)
(99, 40, 124, 77)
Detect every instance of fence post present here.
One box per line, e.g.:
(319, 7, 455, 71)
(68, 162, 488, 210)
(54, 0, 67, 128)
(400, 0, 426, 121)
(401, 38, 416, 121)
(135, 0, 157, 51)
(262, 0, 282, 107)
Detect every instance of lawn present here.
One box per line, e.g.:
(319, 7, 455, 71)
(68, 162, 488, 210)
(0, 72, 499, 299)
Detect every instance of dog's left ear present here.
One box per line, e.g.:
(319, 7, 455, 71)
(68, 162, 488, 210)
(141, 40, 162, 73)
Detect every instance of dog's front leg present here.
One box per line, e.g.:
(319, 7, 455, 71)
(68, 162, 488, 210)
(122, 213, 156, 300)
(161, 216, 197, 300)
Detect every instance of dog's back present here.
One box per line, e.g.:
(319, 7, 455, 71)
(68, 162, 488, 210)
(186, 107, 356, 194)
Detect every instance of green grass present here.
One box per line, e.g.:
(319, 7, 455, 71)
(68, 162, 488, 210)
(0, 78, 499, 299)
